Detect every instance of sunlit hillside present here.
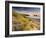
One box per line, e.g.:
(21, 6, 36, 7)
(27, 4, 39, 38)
(12, 11, 40, 31)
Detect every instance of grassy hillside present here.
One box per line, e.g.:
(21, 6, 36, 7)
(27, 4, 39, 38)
(12, 11, 40, 31)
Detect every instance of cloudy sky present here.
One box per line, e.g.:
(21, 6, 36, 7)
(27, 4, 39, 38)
(12, 7, 40, 13)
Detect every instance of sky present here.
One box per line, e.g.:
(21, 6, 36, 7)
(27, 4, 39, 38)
(12, 7, 40, 13)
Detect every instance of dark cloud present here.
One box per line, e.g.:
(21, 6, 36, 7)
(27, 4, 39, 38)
(12, 7, 40, 12)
